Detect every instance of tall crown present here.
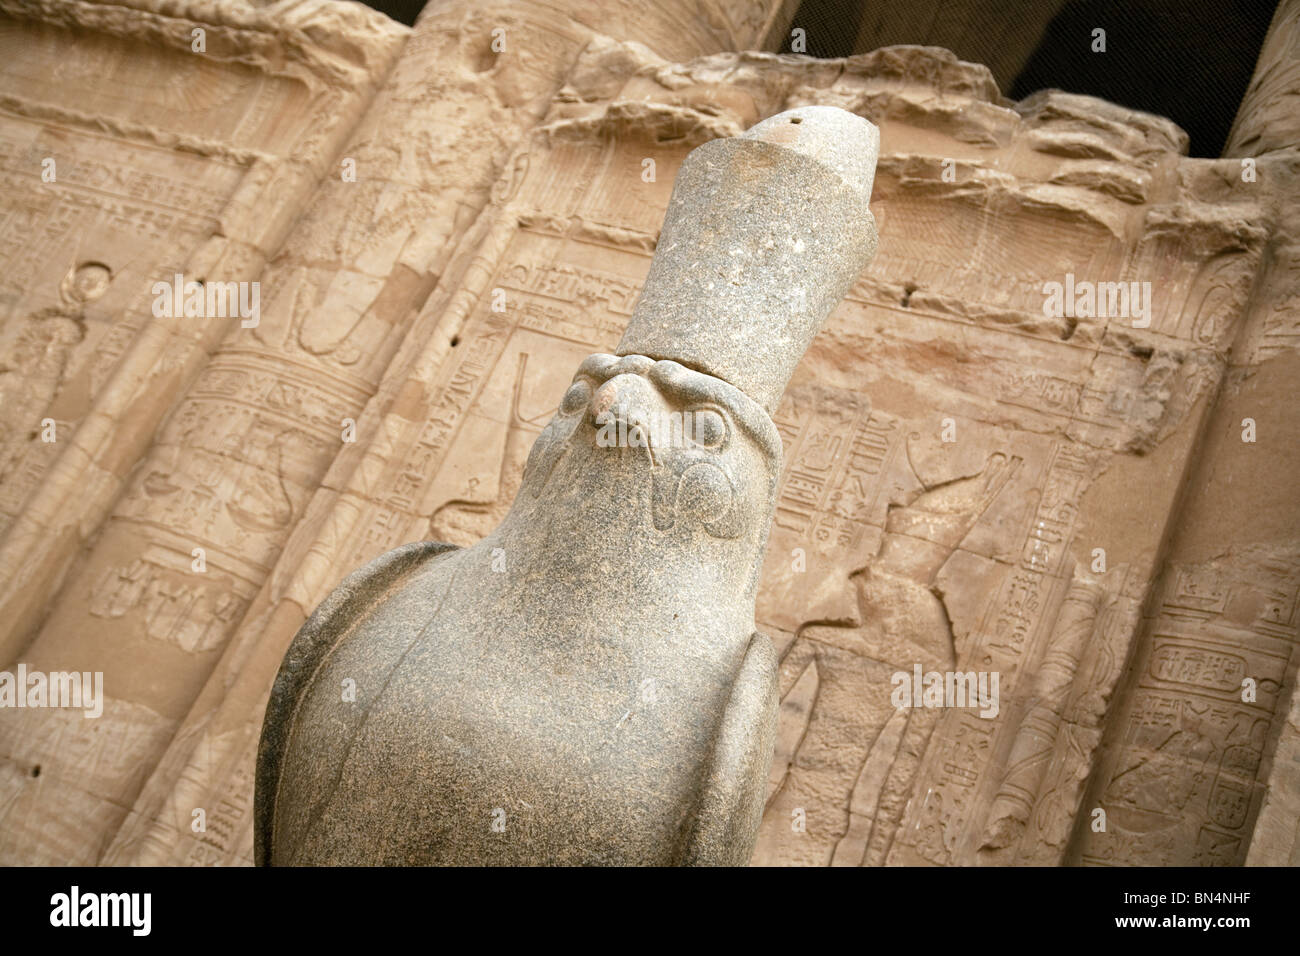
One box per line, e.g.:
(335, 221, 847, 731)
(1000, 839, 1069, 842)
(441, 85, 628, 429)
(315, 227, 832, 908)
(617, 105, 880, 414)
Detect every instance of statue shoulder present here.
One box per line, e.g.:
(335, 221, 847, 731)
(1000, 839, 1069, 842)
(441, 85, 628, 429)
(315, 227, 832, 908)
(254, 539, 459, 865)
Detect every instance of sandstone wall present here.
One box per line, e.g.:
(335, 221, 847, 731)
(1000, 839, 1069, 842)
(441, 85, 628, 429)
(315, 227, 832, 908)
(0, 0, 1296, 866)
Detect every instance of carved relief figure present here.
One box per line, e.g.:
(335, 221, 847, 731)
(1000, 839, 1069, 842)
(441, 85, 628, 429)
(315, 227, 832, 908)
(0, 261, 111, 475)
(758, 442, 1020, 865)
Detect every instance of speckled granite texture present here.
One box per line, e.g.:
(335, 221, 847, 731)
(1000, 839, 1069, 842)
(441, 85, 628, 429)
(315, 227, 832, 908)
(256, 106, 880, 865)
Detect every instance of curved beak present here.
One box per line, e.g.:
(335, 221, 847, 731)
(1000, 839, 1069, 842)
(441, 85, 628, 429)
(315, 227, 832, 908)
(590, 375, 661, 469)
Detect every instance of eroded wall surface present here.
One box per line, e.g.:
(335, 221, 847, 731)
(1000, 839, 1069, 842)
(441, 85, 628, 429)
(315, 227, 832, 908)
(0, 0, 1296, 866)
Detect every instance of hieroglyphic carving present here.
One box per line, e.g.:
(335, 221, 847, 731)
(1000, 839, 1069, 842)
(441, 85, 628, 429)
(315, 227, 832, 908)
(2, 15, 1291, 867)
(1076, 549, 1298, 866)
(868, 443, 1089, 865)
(0, 112, 251, 539)
(0, 0, 410, 863)
(0, 262, 110, 451)
(114, 38, 1286, 868)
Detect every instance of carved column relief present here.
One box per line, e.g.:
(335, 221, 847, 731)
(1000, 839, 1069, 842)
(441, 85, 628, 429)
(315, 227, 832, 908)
(1074, 80, 1300, 864)
(72, 0, 795, 865)
(98, 39, 1278, 868)
(0, 0, 411, 864)
(0, 0, 410, 663)
(0, 4, 1294, 867)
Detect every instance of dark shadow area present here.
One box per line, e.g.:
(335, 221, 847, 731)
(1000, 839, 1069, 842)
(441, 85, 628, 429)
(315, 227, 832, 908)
(779, 0, 867, 57)
(363, 0, 1275, 156)
(781, 0, 1276, 157)
(1010, 0, 1275, 156)
(356, 0, 425, 27)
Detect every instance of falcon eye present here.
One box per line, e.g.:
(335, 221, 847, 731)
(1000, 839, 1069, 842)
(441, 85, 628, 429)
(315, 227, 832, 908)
(559, 380, 592, 415)
(688, 408, 726, 449)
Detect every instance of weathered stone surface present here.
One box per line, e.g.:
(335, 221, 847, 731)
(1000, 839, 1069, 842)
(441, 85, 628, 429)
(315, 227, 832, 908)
(621, 106, 878, 413)
(0, 0, 800, 866)
(0, 0, 1297, 868)
(256, 106, 880, 865)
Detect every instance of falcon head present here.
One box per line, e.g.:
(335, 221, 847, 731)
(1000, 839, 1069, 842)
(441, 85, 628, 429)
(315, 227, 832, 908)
(521, 354, 782, 542)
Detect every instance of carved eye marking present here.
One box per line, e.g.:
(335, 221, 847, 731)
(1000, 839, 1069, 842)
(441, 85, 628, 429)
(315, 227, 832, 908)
(559, 379, 592, 416)
(688, 407, 726, 449)
(676, 462, 733, 524)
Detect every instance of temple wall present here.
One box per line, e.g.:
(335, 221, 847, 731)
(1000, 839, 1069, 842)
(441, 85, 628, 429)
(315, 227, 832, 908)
(0, 0, 1296, 866)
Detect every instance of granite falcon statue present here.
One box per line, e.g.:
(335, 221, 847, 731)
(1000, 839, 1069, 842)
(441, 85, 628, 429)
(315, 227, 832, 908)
(256, 105, 880, 865)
